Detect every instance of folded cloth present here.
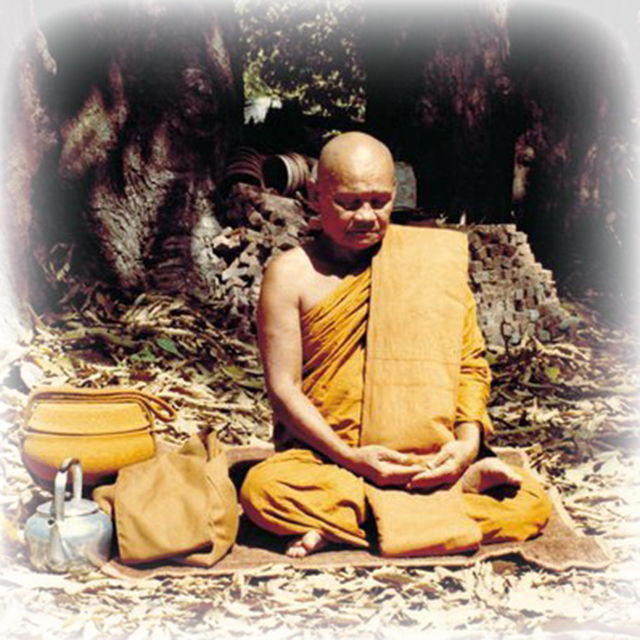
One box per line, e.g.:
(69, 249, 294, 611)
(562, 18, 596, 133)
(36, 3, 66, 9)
(366, 484, 483, 557)
(94, 432, 239, 567)
(362, 225, 549, 556)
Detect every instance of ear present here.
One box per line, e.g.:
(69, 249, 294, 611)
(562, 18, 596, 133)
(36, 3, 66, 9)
(389, 177, 397, 206)
(307, 179, 320, 212)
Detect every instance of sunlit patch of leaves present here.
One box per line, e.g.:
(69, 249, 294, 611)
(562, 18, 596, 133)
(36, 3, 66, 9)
(236, 0, 366, 121)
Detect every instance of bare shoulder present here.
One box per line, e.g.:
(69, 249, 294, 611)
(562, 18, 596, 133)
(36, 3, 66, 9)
(261, 247, 313, 305)
(267, 246, 311, 274)
(264, 246, 313, 284)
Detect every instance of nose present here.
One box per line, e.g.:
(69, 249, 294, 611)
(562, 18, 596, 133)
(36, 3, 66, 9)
(354, 202, 376, 221)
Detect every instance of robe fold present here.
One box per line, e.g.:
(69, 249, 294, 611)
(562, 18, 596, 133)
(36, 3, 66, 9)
(242, 268, 372, 547)
(241, 226, 551, 555)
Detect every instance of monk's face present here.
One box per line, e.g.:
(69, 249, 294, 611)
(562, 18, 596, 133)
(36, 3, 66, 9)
(313, 141, 396, 255)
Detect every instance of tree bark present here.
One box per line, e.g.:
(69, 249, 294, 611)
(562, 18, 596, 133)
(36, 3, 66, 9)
(5, 0, 243, 310)
(362, 1, 638, 322)
(506, 2, 638, 307)
(1, 0, 59, 346)
(363, 1, 517, 222)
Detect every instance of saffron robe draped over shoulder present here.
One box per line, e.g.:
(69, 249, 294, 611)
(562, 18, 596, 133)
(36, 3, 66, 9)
(241, 225, 551, 555)
(241, 268, 372, 547)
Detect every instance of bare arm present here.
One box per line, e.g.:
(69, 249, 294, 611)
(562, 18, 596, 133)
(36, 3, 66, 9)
(258, 251, 422, 486)
(257, 251, 354, 464)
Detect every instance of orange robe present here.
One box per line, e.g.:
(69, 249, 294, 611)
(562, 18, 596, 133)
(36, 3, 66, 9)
(241, 268, 372, 548)
(241, 229, 551, 554)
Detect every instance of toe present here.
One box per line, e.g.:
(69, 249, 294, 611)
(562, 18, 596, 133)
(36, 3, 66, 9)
(285, 539, 305, 558)
(285, 531, 327, 558)
(301, 530, 324, 553)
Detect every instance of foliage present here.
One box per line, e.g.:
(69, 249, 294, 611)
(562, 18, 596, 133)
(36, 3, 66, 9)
(235, 0, 366, 121)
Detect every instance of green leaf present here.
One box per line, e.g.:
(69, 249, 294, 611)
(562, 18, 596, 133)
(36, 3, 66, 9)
(224, 365, 246, 380)
(238, 378, 265, 390)
(156, 337, 181, 357)
(545, 366, 561, 383)
(131, 346, 158, 363)
(224, 365, 264, 390)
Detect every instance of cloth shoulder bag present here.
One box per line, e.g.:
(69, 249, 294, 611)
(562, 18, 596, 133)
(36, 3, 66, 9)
(94, 432, 240, 567)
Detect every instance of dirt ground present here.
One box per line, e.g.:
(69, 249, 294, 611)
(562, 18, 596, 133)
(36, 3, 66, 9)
(1, 291, 639, 639)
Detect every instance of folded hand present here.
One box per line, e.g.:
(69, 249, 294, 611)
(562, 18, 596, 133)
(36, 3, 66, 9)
(406, 440, 476, 491)
(348, 445, 424, 487)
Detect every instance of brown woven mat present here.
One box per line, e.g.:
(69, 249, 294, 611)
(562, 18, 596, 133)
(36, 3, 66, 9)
(101, 447, 612, 579)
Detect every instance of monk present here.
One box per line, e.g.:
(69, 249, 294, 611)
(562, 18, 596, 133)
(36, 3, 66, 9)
(241, 132, 551, 558)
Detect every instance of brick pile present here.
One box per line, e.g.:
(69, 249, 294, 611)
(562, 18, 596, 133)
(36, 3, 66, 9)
(179, 184, 576, 345)
(467, 224, 578, 347)
(187, 183, 313, 335)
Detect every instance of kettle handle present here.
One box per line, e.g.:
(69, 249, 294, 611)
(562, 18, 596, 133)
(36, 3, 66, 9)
(53, 458, 83, 522)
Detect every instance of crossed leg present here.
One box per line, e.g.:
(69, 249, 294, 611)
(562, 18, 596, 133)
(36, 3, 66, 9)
(240, 448, 369, 558)
(241, 449, 549, 557)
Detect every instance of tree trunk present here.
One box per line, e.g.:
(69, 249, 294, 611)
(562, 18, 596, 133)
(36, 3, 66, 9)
(362, 1, 638, 323)
(5, 0, 243, 313)
(363, 1, 517, 222)
(1, 0, 60, 348)
(506, 2, 638, 310)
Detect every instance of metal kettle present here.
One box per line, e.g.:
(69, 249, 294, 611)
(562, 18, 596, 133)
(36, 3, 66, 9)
(24, 458, 113, 573)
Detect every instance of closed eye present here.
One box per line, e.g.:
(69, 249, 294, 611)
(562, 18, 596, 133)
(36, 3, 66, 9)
(371, 196, 392, 209)
(335, 197, 362, 210)
(335, 194, 392, 210)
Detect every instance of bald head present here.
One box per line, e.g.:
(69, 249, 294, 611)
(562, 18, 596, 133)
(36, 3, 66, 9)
(310, 132, 396, 258)
(317, 132, 395, 187)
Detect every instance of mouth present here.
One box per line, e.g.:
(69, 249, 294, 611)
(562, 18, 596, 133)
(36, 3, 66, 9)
(348, 228, 378, 237)
(347, 232, 378, 244)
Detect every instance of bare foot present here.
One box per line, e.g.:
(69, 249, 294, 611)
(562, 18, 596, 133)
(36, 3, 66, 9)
(285, 530, 328, 558)
(461, 458, 523, 494)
